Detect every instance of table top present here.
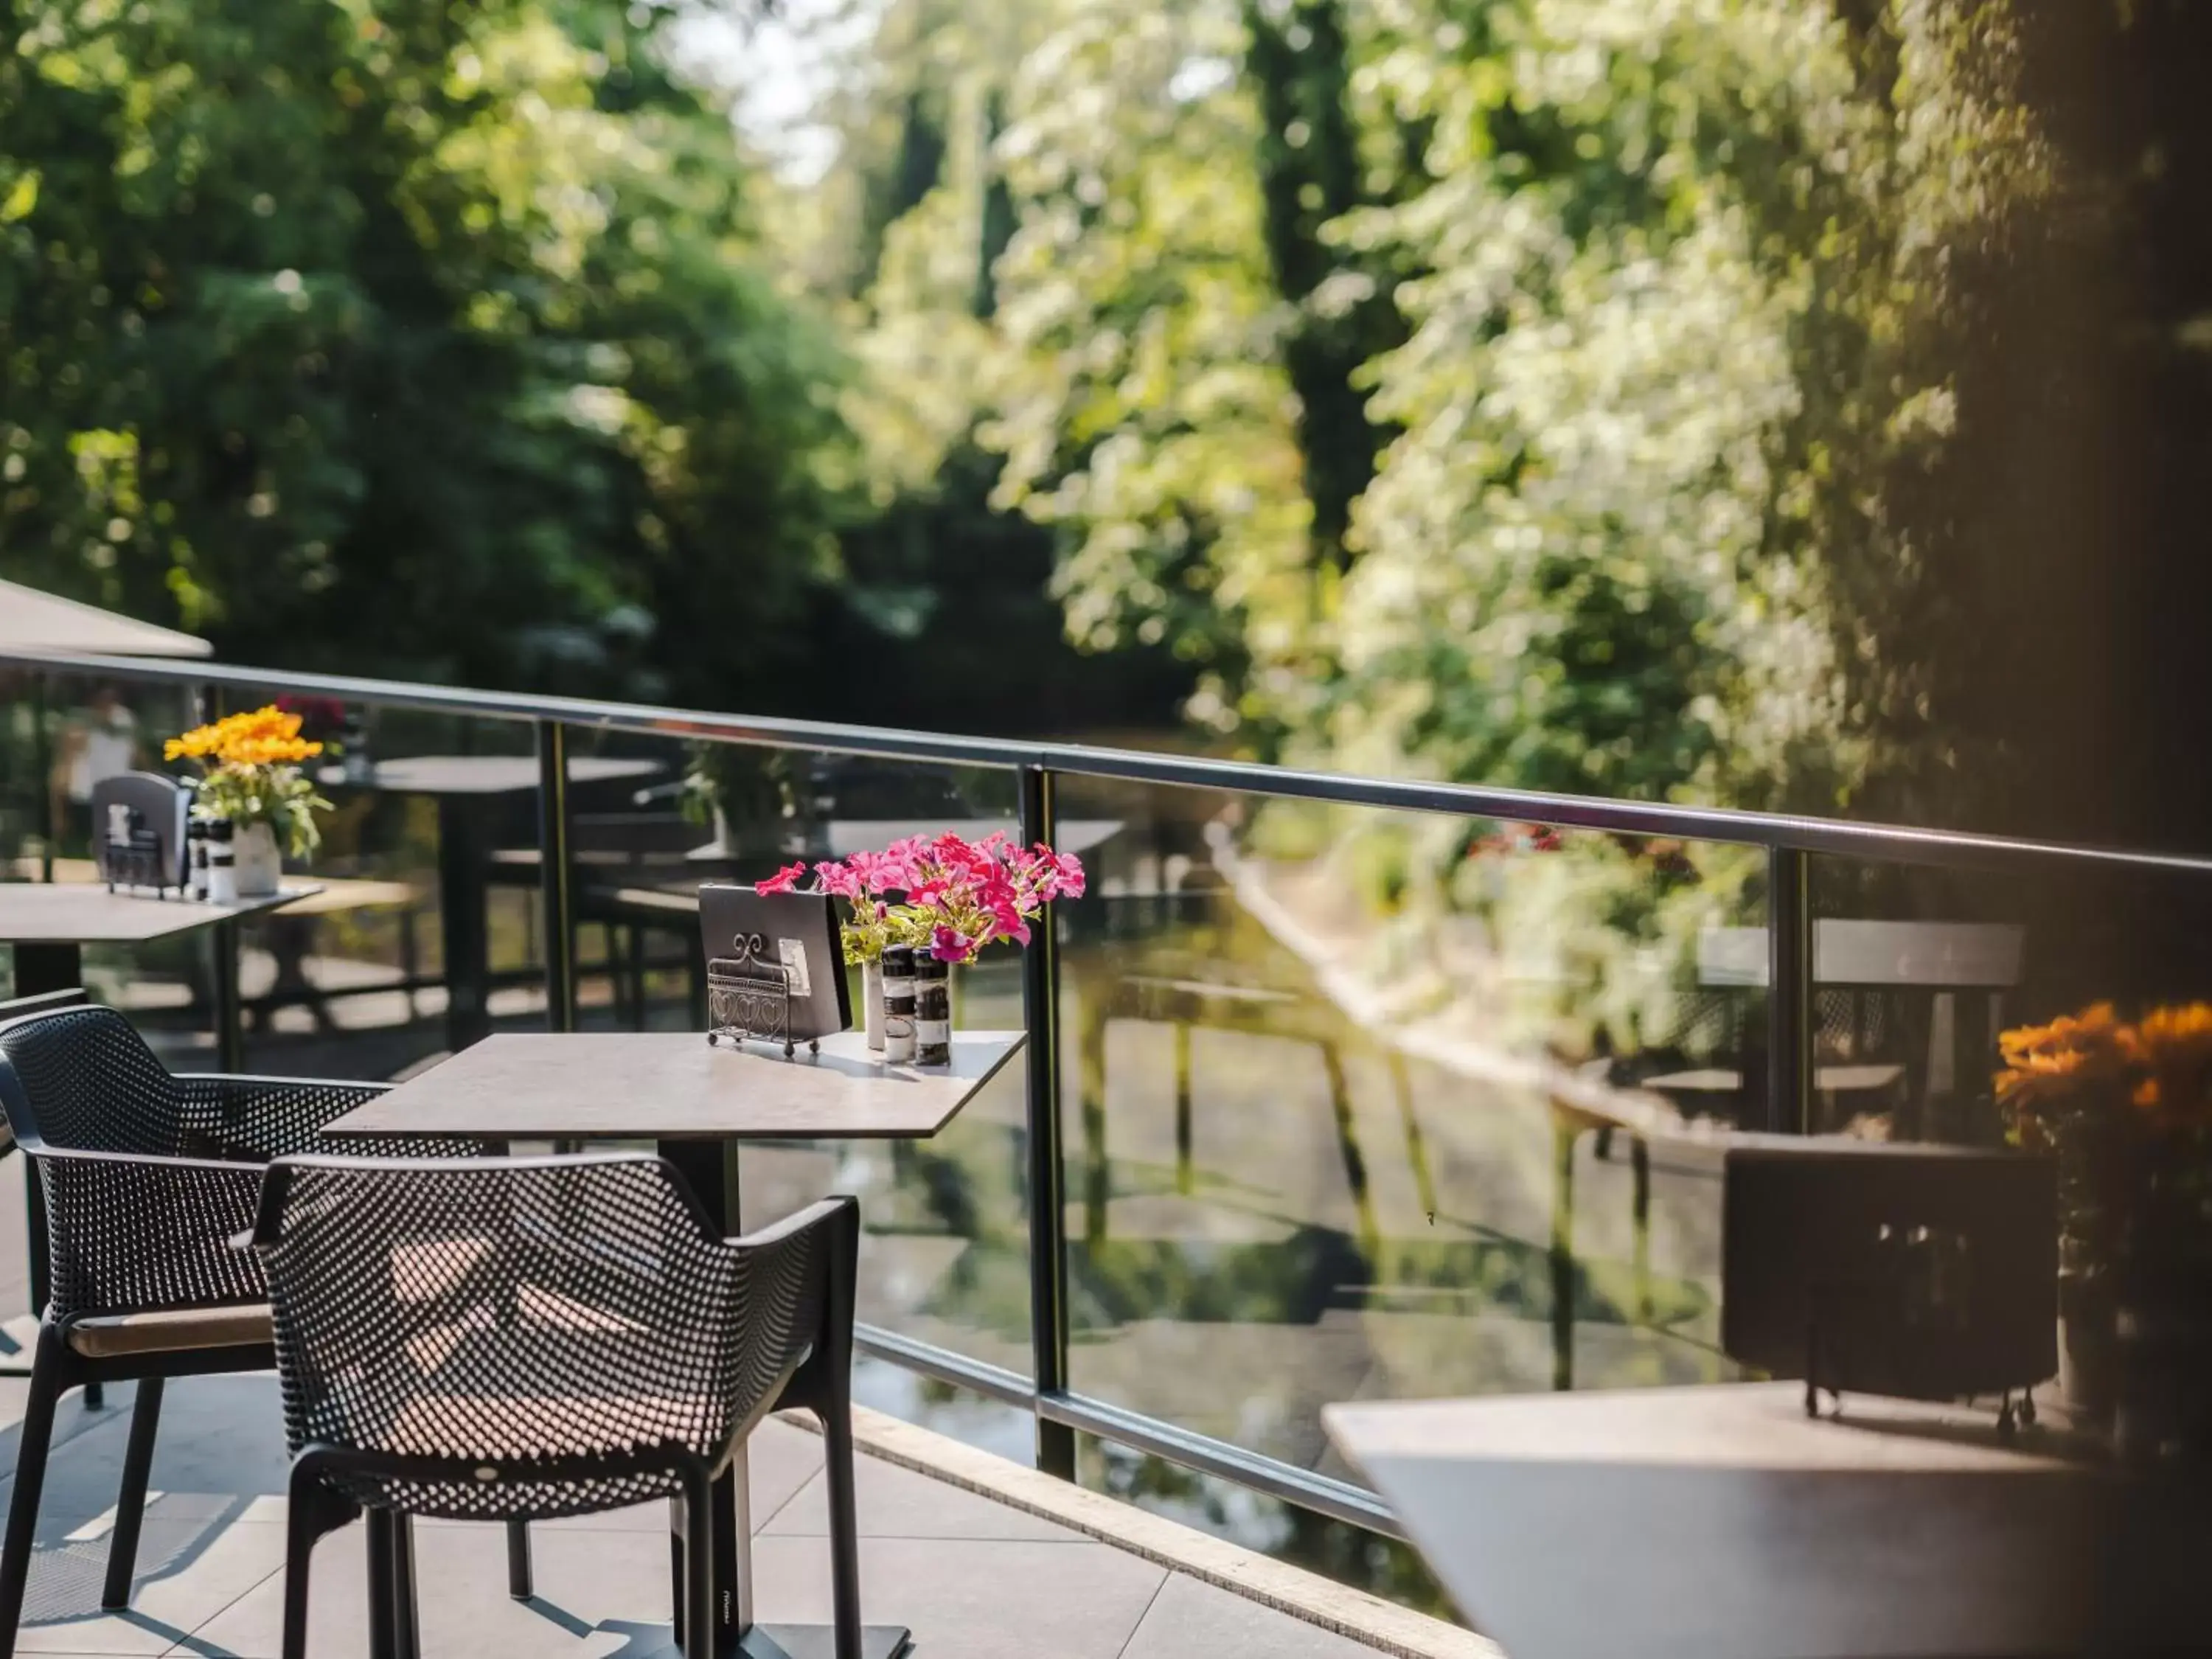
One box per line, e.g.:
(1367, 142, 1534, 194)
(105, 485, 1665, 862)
(10, 859, 412, 919)
(0, 883, 319, 945)
(1324, 1382, 2190, 1659)
(323, 1028, 1025, 1142)
(318, 755, 660, 798)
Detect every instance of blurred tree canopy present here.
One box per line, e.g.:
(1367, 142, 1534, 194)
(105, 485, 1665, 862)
(810, 0, 2212, 850)
(0, 0, 849, 709)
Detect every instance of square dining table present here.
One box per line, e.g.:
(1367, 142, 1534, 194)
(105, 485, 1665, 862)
(322, 1026, 1026, 1659)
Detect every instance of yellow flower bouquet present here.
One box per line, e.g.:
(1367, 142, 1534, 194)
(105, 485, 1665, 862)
(165, 706, 332, 860)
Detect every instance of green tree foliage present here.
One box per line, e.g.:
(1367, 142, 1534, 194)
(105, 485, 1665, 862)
(0, 0, 845, 707)
(831, 0, 2106, 834)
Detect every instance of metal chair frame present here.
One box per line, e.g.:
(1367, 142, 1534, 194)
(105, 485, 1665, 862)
(0, 1002, 511, 1655)
(248, 1152, 862, 1659)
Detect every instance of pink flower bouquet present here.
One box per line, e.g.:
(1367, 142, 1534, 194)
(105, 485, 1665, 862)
(756, 831, 1085, 965)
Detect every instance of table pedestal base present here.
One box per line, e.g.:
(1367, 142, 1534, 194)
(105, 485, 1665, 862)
(737, 1624, 912, 1659)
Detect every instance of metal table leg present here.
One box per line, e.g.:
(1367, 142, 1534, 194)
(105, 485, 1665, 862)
(213, 917, 243, 1073)
(658, 1136, 910, 1659)
(437, 799, 493, 1053)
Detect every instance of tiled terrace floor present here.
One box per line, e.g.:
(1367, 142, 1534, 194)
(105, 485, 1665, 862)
(0, 1374, 1412, 1659)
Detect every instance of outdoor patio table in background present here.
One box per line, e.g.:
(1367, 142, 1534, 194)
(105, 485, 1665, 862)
(0, 881, 320, 1072)
(319, 755, 659, 1053)
(1324, 1381, 2207, 1659)
(321, 1025, 1025, 1659)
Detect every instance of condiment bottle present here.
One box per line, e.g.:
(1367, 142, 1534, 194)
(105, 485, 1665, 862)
(913, 955, 950, 1066)
(881, 945, 917, 1063)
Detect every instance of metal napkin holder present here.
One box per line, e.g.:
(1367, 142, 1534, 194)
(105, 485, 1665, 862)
(705, 932, 817, 1059)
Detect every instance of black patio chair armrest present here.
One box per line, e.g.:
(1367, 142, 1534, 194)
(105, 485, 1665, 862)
(175, 1072, 392, 1098)
(30, 1143, 266, 1177)
(712, 1194, 859, 1437)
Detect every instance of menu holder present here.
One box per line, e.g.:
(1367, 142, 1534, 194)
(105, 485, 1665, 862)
(698, 884, 850, 1057)
(91, 772, 189, 895)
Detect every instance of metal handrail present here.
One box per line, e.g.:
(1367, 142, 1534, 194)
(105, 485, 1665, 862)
(9, 646, 2212, 877)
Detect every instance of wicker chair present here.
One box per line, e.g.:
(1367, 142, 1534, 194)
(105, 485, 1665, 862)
(0, 1003, 490, 1653)
(248, 1152, 863, 1659)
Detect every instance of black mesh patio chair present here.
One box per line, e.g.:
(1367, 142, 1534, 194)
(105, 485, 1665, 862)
(248, 1152, 863, 1659)
(0, 1003, 493, 1654)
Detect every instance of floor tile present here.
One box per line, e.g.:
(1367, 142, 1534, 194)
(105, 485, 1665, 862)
(10, 1379, 289, 1535)
(15, 1516, 283, 1655)
(748, 1535, 1166, 1659)
(1118, 1573, 1392, 1659)
(765, 1458, 1080, 1543)
(184, 1520, 684, 1658)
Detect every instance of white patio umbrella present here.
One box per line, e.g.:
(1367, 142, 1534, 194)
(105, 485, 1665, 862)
(0, 577, 212, 658)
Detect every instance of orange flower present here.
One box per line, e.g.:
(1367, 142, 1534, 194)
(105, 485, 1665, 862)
(163, 707, 322, 769)
(1994, 1004, 2129, 1145)
(2118, 1003, 2212, 1130)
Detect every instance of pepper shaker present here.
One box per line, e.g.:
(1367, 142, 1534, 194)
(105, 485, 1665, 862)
(913, 955, 950, 1066)
(881, 945, 917, 1064)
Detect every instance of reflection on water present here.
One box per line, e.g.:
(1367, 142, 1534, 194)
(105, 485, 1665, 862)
(1053, 908, 1731, 1478)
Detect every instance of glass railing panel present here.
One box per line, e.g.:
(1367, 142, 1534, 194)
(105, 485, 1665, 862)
(211, 699, 543, 1080)
(1052, 772, 1764, 1481)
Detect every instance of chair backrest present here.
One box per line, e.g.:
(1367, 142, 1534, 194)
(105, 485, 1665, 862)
(0, 1003, 187, 1156)
(1697, 922, 2026, 990)
(0, 1004, 271, 1320)
(252, 1153, 835, 1486)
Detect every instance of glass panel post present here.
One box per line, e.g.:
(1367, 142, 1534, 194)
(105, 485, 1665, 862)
(1767, 844, 1812, 1134)
(1019, 762, 1075, 1477)
(536, 719, 575, 1034)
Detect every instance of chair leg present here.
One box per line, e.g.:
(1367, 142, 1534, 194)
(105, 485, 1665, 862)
(281, 1467, 325, 1659)
(821, 1402, 864, 1659)
(390, 1513, 420, 1659)
(0, 1326, 62, 1654)
(365, 1511, 399, 1659)
(679, 1464, 715, 1659)
(506, 1517, 532, 1599)
(101, 1374, 163, 1607)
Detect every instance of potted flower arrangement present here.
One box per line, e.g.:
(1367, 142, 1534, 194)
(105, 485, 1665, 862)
(164, 706, 330, 897)
(757, 831, 1086, 1048)
(1997, 1001, 2212, 1446)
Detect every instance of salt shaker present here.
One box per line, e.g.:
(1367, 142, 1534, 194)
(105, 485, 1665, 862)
(204, 818, 237, 906)
(184, 811, 211, 901)
(881, 945, 917, 1063)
